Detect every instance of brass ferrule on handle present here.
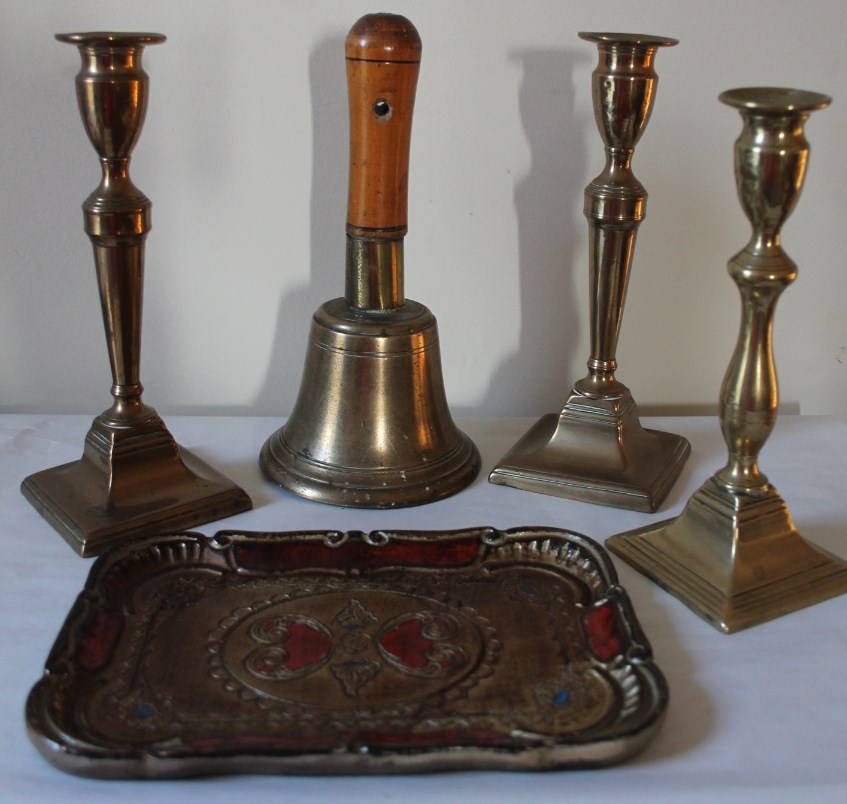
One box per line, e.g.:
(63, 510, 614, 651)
(344, 14, 421, 310)
(345, 238, 404, 310)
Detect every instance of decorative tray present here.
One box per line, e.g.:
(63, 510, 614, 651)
(27, 527, 667, 777)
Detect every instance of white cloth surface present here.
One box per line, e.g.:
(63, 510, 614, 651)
(1, 413, 845, 802)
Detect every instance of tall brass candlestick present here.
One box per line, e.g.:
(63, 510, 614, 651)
(490, 33, 689, 512)
(608, 87, 847, 632)
(21, 33, 251, 556)
(260, 14, 479, 507)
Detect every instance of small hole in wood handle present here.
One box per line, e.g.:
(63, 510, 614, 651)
(372, 99, 392, 121)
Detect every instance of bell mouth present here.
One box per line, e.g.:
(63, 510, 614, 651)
(260, 428, 480, 509)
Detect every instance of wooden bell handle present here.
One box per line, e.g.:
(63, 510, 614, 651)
(346, 14, 421, 239)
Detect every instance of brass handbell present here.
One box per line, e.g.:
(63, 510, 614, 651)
(260, 14, 480, 508)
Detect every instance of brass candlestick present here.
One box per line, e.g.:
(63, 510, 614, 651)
(608, 87, 847, 633)
(21, 32, 251, 556)
(260, 14, 479, 508)
(490, 33, 689, 512)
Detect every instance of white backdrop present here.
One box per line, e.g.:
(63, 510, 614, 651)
(1, 0, 845, 419)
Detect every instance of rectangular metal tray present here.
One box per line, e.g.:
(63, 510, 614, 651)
(27, 526, 667, 777)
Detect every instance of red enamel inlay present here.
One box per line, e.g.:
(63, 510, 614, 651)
(281, 623, 331, 670)
(380, 618, 432, 668)
(233, 537, 480, 572)
(585, 602, 625, 661)
(77, 609, 122, 669)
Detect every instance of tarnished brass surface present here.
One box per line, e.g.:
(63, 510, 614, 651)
(26, 527, 667, 777)
(20, 33, 251, 556)
(490, 32, 688, 512)
(261, 15, 479, 507)
(608, 87, 847, 633)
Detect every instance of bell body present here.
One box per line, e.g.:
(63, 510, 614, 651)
(261, 299, 478, 507)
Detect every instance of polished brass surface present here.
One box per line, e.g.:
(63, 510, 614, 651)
(27, 527, 667, 776)
(490, 32, 688, 512)
(261, 15, 479, 507)
(21, 33, 251, 556)
(608, 87, 847, 633)
(345, 238, 403, 311)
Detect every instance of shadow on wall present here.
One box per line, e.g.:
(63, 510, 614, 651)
(0, 30, 106, 414)
(253, 33, 348, 419)
(470, 48, 590, 417)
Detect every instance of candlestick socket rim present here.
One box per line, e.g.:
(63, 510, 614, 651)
(578, 32, 678, 48)
(719, 87, 831, 113)
(56, 32, 166, 47)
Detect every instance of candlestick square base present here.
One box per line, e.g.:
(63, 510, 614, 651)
(607, 476, 847, 633)
(489, 391, 690, 512)
(22, 413, 252, 557)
